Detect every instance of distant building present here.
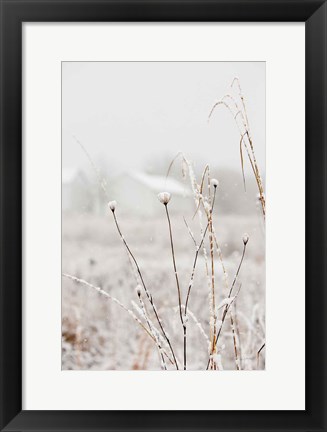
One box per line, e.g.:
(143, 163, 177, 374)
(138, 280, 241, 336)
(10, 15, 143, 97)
(108, 171, 192, 216)
(62, 168, 93, 212)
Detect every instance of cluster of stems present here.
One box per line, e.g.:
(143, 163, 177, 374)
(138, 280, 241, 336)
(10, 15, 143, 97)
(161, 181, 218, 370)
(208, 77, 266, 219)
(110, 207, 179, 370)
(70, 78, 265, 370)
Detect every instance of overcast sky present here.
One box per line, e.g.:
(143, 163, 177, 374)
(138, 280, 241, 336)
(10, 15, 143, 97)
(62, 62, 265, 177)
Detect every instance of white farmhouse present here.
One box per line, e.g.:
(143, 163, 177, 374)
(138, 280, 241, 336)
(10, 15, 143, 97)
(62, 168, 93, 212)
(108, 171, 192, 216)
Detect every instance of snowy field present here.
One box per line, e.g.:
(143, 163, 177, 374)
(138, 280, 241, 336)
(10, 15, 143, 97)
(61, 63, 266, 371)
(62, 206, 265, 371)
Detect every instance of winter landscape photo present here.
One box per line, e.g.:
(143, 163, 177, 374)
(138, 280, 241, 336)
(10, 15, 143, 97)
(62, 61, 266, 371)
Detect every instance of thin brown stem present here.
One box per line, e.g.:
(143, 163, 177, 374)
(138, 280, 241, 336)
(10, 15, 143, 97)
(137, 293, 167, 370)
(208, 190, 217, 357)
(234, 303, 242, 369)
(228, 242, 247, 298)
(164, 204, 185, 369)
(184, 187, 217, 370)
(206, 239, 247, 369)
(192, 164, 209, 220)
(241, 132, 266, 217)
(111, 210, 179, 370)
(185, 188, 217, 314)
(205, 283, 242, 370)
(184, 224, 208, 314)
(63, 273, 174, 366)
(209, 80, 266, 219)
(230, 311, 240, 370)
(257, 342, 266, 369)
(183, 223, 208, 371)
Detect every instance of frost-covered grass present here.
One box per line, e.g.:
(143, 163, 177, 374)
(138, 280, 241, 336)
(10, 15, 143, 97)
(62, 78, 266, 371)
(62, 209, 265, 370)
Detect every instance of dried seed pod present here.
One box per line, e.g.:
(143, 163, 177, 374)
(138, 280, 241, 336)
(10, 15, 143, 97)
(243, 233, 249, 245)
(135, 285, 142, 297)
(157, 192, 171, 205)
(108, 200, 117, 212)
(211, 178, 219, 188)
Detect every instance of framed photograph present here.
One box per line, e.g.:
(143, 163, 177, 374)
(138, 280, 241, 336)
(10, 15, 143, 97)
(0, 0, 326, 431)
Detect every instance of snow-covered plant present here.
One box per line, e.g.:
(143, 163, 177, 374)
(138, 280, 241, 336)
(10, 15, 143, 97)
(157, 192, 171, 205)
(63, 78, 265, 371)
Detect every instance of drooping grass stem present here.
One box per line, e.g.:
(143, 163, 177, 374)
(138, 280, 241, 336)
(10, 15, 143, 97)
(137, 290, 167, 370)
(63, 273, 174, 366)
(208, 78, 266, 219)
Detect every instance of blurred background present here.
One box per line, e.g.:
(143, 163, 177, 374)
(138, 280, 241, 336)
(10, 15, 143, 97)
(62, 62, 266, 370)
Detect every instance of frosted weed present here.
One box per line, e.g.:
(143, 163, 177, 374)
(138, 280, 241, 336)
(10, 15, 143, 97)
(63, 78, 266, 371)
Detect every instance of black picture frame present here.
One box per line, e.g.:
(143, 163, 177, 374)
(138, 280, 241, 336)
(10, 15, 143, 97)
(0, 1, 326, 431)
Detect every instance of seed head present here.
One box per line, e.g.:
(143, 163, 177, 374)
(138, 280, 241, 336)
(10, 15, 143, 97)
(135, 284, 142, 297)
(108, 200, 117, 212)
(211, 178, 219, 188)
(243, 233, 249, 245)
(158, 192, 171, 205)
